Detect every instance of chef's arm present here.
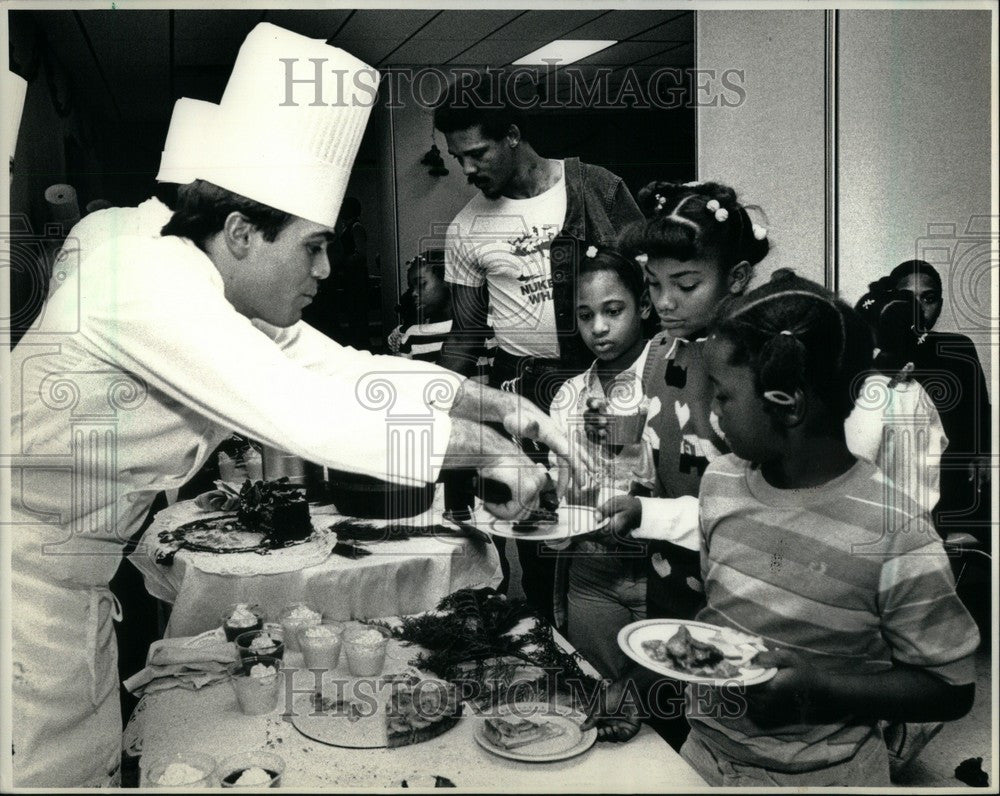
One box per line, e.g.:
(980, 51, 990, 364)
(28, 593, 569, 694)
(439, 283, 490, 377)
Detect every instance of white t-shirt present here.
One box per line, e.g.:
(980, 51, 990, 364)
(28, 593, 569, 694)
(445, 162, 567, 359)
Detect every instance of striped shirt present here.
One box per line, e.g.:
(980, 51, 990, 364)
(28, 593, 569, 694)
(691, 454, 979, 773)
(395, 320, 497, 369)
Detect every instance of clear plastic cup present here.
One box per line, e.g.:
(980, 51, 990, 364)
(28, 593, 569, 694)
(342, 625, 390, 676)
(229, 655, 282, 716)
(279, 603, 322, 653)
(218, 751, 285, 788)
(235, 628, 284, 661)
(221, 603, 264, 642)
(141, 751, 218, 788)
(298, 621, 345, 671)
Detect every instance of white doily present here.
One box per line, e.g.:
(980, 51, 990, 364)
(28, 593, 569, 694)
(145, 500, 338, 576)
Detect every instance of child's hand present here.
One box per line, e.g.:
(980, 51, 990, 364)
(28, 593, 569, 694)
(387, 325, 404, 354)
(590, 494, 642, 546)
(583, 397, 611, 444)
(580, 678, 642, 743)
(743, 648, 823, 727)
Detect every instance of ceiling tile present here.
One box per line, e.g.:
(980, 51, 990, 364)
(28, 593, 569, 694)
(383, 10, 523, 65)
(264, 9, 352, 39)
(632, 12, 694, 42)
(576, 41, 678, 67)
(332, 9, 439, 64)
(567, 10, 685, 42)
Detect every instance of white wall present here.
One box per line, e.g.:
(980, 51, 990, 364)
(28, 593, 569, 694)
(696, 10, 828, 287)
(838, 9, 993, 393)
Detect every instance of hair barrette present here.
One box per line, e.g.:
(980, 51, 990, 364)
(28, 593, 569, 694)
(634, 253, 649, 266)
(654, 193, 667, 213)
(861, 298, 875, 309)
(752, 223, 768, 241)
(585, 245, 598, 259)
(779, 330, 794, 336)
(763, 389, 796, 406)
(705, 199, 728, 222)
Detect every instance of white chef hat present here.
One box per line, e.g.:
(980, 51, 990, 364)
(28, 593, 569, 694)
(156, 98, 219, 184)
(193, 23, 381, 228)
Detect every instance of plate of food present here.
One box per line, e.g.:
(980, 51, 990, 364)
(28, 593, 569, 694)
(471, 505, 608, 542)
(474, 701, 596, 763)
(290, 671, 462, 750)
(618, 619, 775, 686)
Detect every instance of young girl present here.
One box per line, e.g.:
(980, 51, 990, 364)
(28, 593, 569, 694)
(684, 271, 978, 786)
(547, 245, 656, 678)
(596, 181, 769, 622)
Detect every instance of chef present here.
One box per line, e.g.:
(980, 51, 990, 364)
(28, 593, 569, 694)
(8, 24, 587, 787)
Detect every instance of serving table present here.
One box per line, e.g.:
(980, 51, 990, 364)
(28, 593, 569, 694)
(128, 490, 502, 637)
(125, 626, 707, 790)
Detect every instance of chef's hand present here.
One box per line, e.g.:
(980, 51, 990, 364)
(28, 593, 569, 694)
(478, 461, 551, 521)
(743, 648, 822, 728)
(589, 494, 642, 547)
(501, 406, 596, 490)
(580, 677, 642, 742)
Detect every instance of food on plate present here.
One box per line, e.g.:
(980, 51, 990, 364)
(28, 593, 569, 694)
(641, 625, 740, 679)
(482, 715, 567, 750)
(385, 673, 461, 748)
(306, 672, 461, 747)
(238, 478, 312, 543)
(222, 603, 263, 641)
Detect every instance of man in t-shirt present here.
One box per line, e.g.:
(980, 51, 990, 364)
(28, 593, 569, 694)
(434, 80, 644, 619)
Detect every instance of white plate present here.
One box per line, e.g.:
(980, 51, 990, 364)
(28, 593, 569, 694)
(618, 619, 776, 686)
(475, 505, 607, 542)
(474, 702, 596, 763)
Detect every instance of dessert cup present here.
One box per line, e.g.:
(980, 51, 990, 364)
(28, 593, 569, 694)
(218, 751, 285, 788)
(221, 603, 264, 642)
(235, 628, 285, 661)
(298, 621, 345, 671)
(141, 752, 218, 788)
(229, 655, 283, 716)
(342, 625, 390, 676)
(279, 602, 322, 653)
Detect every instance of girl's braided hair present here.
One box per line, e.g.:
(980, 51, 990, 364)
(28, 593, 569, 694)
(618, 181, 769, 273)
(711, 269, 874, 422)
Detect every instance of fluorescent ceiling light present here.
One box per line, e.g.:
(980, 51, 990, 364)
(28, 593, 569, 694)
(512, 40, 617, 66)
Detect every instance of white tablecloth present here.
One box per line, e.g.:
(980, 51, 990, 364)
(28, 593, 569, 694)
(128, 492, 502, 637)
(127, 632, 707, 791)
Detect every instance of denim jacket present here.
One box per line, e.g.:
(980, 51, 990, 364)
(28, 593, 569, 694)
(550, 158, 644, 369)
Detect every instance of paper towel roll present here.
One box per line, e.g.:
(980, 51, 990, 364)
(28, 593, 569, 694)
(45, 183, 81, 232)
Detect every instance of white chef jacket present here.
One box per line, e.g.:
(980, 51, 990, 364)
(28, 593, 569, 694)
(9, 230, 463, 785)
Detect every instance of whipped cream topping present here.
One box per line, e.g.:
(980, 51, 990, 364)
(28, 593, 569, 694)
(303, 624, 339, 638)
(227, 604, 259, 627)
(157, 761, 207, 786)
(284, 604, 321, 622)
(233, 767, 272, 786)
(350, 629, 386, 646)
(249, 663, 277, 679)
(248, 633, 276, 650)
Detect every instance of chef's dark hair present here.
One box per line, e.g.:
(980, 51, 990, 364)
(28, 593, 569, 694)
(433, 72, 528, 141)
(711, 269, 873, 423)
(619, 181, 769, 276)
(161, 179, 294, 250)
